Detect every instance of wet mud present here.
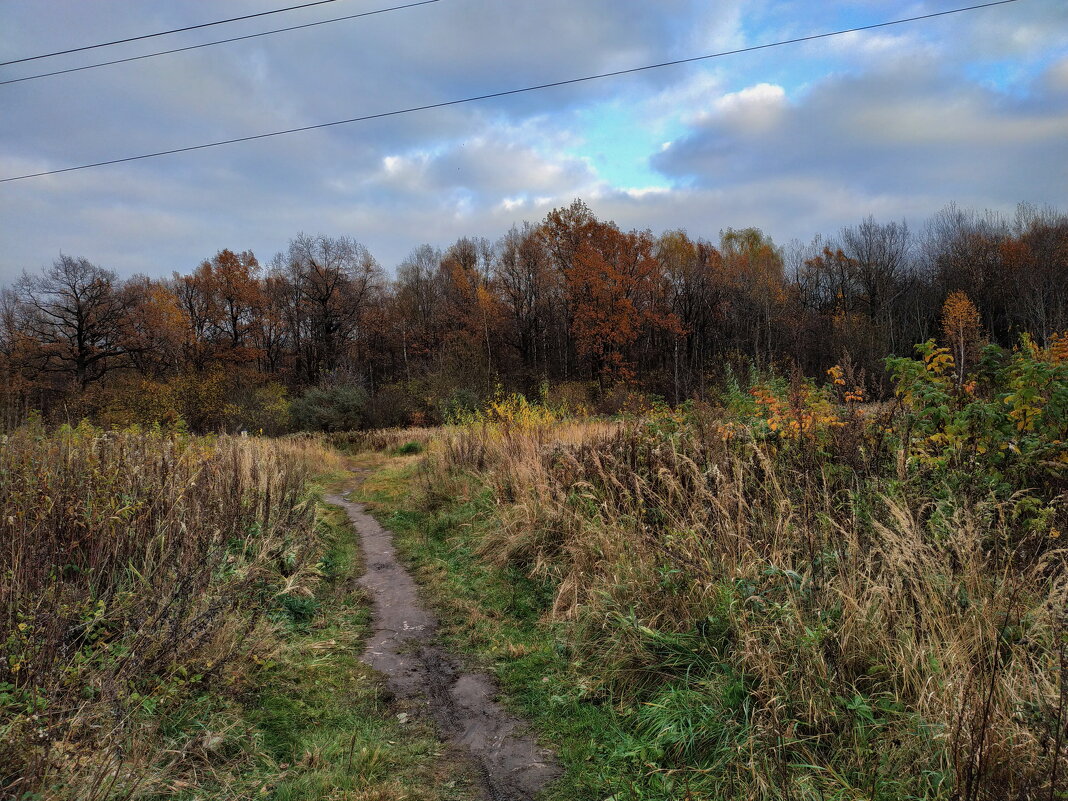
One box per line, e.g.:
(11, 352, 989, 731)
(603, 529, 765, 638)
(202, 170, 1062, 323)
(326, 492, 560, 801)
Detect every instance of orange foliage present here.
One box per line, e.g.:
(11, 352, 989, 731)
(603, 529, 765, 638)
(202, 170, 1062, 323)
(940, 290, 982, 384)
(567, 224, 683, 382)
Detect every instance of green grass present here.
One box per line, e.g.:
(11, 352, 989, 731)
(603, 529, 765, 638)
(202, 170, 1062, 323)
(354, 457, 961, 801)
(357, 458, 674, 800)
(223, 481, 477, 801)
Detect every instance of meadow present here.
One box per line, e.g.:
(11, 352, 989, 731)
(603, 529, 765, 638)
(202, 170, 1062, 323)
(355, 337, 1067, 800)
(0, 424, 348, 797)
(2, 334, 1066, 800)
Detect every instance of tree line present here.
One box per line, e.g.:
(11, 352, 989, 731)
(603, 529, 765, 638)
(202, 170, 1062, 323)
(2, 200, 1065, 431)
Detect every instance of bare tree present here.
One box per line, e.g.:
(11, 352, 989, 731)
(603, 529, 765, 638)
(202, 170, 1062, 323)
(280, 233, 381, 384)
(841, 216, 912, 352)
(394, 244, 445, 373)
(14, 255, 130, 389)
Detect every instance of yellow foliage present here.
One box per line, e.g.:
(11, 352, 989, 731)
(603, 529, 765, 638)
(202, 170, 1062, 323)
(923, 345, 955, 377)
(751, 383, 846, 440)
(1047, 331, 1068, 363)
(454, 390, 559, 432)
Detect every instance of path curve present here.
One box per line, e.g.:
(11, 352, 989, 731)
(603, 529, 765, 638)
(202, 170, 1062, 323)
(326, 492, 560, 801)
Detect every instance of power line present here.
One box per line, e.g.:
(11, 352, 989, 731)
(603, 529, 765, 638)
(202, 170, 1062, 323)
(0, 0, 441, 87)
(0, 0, 1020, 185)
(0, 0, 349, 67)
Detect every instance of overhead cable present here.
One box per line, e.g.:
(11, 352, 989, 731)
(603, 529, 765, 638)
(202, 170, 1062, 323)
(0, 0, 1021, 184)
(0, 0, 350, 66)
(0, 0, 441, 86)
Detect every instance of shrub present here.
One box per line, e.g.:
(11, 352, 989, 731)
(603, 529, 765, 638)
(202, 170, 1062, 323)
(365, 382, 418, 429)
(437, 387, 480, 423)
(887, 335, 1068, 504)
(410, 348, 1067, 799)
(542, 380, 594, 417)
(85, 371, 290, 434)
(289, 384, 370, 432)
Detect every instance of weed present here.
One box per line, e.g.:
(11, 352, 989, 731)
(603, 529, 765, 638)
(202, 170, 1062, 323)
(354, 340, 1067, 799)
(0, 425, 340, 799)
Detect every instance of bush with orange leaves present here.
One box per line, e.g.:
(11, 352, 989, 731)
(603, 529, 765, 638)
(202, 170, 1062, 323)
(714, 365, 889, 477)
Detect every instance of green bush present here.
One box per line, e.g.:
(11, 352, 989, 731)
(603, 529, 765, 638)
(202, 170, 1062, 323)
(289, 385, 369, 432)
(886, 335, 1068, 498)
(437, 387, 480, 423)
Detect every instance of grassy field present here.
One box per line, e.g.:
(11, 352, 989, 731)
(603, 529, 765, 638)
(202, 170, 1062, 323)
(0, 425, 469, 801)
(349, 340, 1068, 801)
(4, 337, 1065, 800)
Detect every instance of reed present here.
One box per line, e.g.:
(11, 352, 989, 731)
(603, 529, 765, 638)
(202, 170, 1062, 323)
(0, 423, 338, 799)
(414, 403, 1067, 798)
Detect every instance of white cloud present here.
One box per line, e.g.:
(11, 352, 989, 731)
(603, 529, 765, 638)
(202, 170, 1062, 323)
(1, 0, 1066, 281)
(654, 57, 1068, 212)
(623, 186, 671, 200)
(707, 82, 787, 132)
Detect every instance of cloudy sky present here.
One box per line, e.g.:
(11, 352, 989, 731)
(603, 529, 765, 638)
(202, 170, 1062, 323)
(1, 0, 1066, 283)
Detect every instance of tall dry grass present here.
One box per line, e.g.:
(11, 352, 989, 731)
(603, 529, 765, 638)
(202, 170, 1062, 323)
(0, 423, 341, 800)
(419, 416, 1067, 799)
(330, 426, 437, 455)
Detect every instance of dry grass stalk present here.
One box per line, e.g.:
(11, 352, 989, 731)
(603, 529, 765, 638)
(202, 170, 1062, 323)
(0, 424, 336, 799)
(419, 417, 1067, 798)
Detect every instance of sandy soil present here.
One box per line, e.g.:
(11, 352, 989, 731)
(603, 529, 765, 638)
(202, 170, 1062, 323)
(326, 492, 561, 801)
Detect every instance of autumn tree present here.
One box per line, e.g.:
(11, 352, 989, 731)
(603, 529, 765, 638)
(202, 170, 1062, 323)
(173, 262, 220, 371)
(0, 288, 37, 425)
(540, 200, 598, 377)
(657, 230, 724, 398)
(720, 227, 786, 366)
(253, 273, 292, 375)
(794, 246, 866, 370)
(440, 237, 502, 383)
(13, 255, 131, 390)
(120, 276, 186, 377)
(941, 290, 982, 385)
(567, 223, 683, 384)
(208, 249, 261, 353)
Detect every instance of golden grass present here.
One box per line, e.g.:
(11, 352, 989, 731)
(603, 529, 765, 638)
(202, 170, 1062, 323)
(0, 424, 340, 799)
(413, 418, 1067, 799)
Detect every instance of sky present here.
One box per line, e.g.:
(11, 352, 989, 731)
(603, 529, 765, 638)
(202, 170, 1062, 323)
(1, 0, 1066, 283)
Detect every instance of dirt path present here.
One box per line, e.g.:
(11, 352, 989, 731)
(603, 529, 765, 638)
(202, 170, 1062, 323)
(325, 492, 561, 801)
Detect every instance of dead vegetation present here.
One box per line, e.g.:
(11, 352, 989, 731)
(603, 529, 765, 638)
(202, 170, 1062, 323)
(403, 360, 1067, 798)
(0, 423, 341, 799)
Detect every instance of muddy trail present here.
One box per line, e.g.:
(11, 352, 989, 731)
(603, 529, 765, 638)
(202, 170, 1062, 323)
(325, 491, 561, 801)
